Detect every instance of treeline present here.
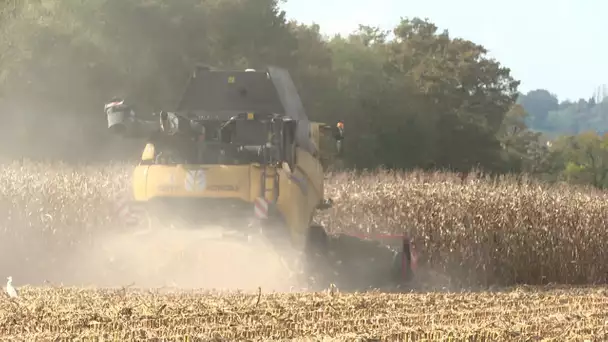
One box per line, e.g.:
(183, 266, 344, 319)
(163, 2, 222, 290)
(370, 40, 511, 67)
(0, 0, 605, 190)
(0, 0, 531, 171)
(519, 87, 608, 136)
(515, 88, 608, 189)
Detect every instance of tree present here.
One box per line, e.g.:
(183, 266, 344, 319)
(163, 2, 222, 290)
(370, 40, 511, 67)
(517, 89, 559, 129)
(547, 132, 608, 188)
(0, 2, 528, 174)
(496, 104, 543, 172)
(385, 18, 520, 172)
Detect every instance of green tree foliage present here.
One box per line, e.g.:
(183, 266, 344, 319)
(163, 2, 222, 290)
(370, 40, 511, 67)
(517, 89, 558, 130)
(543, 131, 608, 188)
(514, 86, 608, 189)
(0, 0, 537, 173)
(519, 87, 608, 136)
(496, 104, 544, 173)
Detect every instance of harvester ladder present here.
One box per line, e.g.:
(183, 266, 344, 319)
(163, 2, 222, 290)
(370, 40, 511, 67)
(259, 130, 279, 205)
(260, 166, 279, 204)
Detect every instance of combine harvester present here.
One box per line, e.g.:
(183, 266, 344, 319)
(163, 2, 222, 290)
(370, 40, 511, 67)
(104, 65, 417, 291)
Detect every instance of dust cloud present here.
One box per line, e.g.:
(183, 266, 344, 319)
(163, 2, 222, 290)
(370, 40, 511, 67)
(0, 214, 457, 294)
(39, 225, 307, 292)
(0, 99, 432, 294)
(0, 97, 140, 163)
(0, 102, 304, 292)
(0, 61, 305, 292)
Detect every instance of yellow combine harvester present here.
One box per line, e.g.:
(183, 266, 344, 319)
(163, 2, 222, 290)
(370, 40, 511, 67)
(104, 65, 416, 291)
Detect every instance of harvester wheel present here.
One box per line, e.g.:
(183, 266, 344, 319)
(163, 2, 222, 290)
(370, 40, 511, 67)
(302, 224, 334, 290)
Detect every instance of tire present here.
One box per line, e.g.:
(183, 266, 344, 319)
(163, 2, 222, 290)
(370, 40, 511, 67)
(390, 239, 414, 286)
(303, 224, 332, 290)
(307, 225, 328, 256)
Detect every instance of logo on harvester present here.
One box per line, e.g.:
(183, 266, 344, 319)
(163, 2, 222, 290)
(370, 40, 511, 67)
(185, 170, 206, 192)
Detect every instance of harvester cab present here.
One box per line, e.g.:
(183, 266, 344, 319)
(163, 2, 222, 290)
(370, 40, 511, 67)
(104, 65, 416, 291)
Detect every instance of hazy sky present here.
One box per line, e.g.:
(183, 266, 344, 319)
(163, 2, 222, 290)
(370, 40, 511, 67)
(281, 0, 607, 102)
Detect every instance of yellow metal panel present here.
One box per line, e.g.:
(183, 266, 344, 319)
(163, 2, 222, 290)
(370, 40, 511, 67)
(142, 165, 251, 202)
(276, 168, 306, 248)
(294, 147, 324, 199)
(249, 166, 261, 202)
(131, 138, 326, 252)
(132, 165, 149, 201)
(275, 147, 325, 249)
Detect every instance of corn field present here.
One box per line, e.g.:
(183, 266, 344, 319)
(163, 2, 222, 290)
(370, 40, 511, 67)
(1, 161, 608, 339)
(1, 161, 608, 287)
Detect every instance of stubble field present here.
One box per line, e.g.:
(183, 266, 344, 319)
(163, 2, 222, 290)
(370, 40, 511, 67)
(2, 286, 608, 341)
(1, 160, 608, 340)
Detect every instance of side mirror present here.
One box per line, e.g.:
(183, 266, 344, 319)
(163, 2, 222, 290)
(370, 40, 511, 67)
(141, 143, 156, 164)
